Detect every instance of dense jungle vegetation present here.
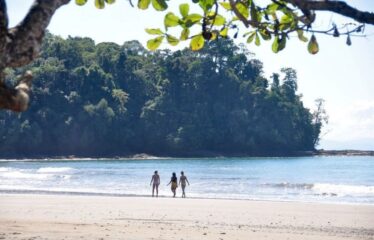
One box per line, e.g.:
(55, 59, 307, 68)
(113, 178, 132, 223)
(0, 33, 323, 157)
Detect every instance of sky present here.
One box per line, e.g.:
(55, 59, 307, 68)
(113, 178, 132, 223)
(6, 0, 374, 150)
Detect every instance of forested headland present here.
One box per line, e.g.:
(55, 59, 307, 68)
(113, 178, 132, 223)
(0, 33, 323, 158)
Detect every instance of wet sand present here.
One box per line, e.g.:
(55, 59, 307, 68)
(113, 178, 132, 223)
(0, 194, 373, 240)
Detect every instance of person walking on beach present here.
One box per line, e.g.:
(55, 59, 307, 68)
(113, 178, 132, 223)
(150, 170, 160, 197)
(179, 171, 190, 198)
(167, 172, 178, 198)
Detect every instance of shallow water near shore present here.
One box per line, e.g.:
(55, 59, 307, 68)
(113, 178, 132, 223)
(0, 156, 373, 204)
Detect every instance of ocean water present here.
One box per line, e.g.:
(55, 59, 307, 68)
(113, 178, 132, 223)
(0, 156, 374, 204)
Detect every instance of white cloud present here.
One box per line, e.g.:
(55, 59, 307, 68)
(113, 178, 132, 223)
(323, 100, 374, 142)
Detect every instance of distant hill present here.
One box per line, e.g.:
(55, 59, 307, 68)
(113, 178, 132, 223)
(0, 34, 322, 158)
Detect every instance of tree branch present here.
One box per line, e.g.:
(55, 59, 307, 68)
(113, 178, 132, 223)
(228, 0, 264, 28)
(0, 71, 33, 112)
(4, 0, 70, 68)
(0, 0, 8, 42)
(0, 0, 8, 66)
(229, 0, 249, 28)
(284, 0, 374, 25)
(0, 0, 70, 112)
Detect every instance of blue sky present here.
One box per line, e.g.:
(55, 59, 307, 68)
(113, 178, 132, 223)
(7, 0, 374, 150)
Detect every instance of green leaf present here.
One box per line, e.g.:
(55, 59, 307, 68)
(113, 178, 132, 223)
(185, 14, 203, 27)
(199, 0, 214, 12)
(279, 14, 293, 31)
(259, 29, 271, 40)
(280, 14, 293, 24)
(213, 14, 226, 26)
(145, 28, 164, 35)
(308, 35, 319, 54)
(151, 0, 167, 11)
(179, 4, 189, 18)
(220, 27, 228, 38)
(280, 6, 293, 16)
(164, 12, 181, 28)
(246, 32, 256, 44)
(296, 29, 308, 42)
(210, 31, 218, 40)
(272, 36, 279, 53)
(255, 32, 261, 46)
(166, 35, 179, 46)
(95, 0, 105, 9)
(138, 0, 151, 9)
(270, 12, 278, 21)
(75, 0, 88, 6)
(105, 0, 115, 4)
(255, 10, 263, 23)
(250, 2, 258, 22)
(279, 23, 291, 31)
(236, 2, 249, 18)
(190, 34, 205, 51)
(180, 28, 190, 40)
(147, 36, 164, 51)
(278, 34, 287, 51)
(185, 14, 203, 23)
(346, 35, 352, 46)
(219, 2, 231, 10)
(333, 26, 340, 37)
(243, 31, 252, 37)
(266, 3, 279, 14)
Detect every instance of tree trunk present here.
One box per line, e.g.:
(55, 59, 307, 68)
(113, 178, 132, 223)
(0, 0, 70, 112)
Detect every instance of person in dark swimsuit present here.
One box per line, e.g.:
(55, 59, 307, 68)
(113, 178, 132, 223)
(167, 172, 178, 197)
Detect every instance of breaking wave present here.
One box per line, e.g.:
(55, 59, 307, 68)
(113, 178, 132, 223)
(37, 167, 75, 173)
(262, 182, 374, 197)
(312, 183, 374, 197)
(263, 182, 314, 189)
(0, 167, 72, 180)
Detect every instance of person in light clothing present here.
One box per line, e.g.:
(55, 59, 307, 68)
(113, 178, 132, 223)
(179, 171, 190, 198)
(150, 170, 160, 197)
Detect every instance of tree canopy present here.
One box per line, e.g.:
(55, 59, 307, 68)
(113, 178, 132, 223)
(0, 0, 373, 111)
(72, 0, 373, 53)
(0, 34, 325, 157)
(137, 0, 371, 53)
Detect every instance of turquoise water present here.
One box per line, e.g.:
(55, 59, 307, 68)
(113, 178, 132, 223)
(1, 156, 373, 204)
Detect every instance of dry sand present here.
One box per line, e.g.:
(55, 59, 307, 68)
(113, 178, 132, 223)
(0, 194, 373, 240)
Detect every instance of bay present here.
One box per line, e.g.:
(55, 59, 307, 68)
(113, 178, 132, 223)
(1, 156, 373, 204)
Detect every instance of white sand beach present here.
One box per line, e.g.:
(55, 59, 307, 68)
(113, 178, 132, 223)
(0, 194, 373, 240)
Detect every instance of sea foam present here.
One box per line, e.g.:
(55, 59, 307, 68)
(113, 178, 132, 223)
(0, 167, 73, 180)
(312, 183, 374, 197)
(1, 170, 52, 180)
(37, 167, 75, 173)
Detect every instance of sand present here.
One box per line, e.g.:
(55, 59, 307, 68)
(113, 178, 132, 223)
(0, 194, 373, 240)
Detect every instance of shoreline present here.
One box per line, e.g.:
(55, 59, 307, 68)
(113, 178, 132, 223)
(1, 194, 373, 240)
(1, 191, 373, 206)
(1, 150, 374, 161)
